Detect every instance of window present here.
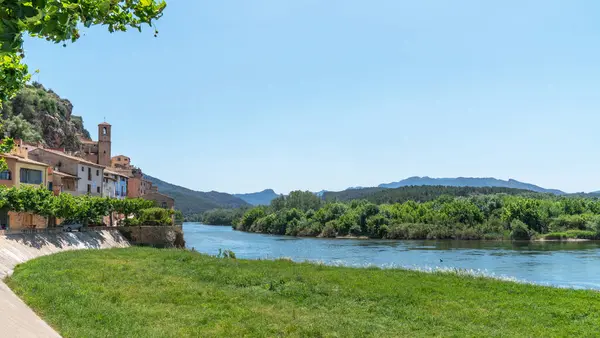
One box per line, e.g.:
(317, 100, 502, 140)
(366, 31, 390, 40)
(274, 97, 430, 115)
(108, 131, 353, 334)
(88, 167, 92, 180)
(87, 184, 91, 193)
(0, 170, 11, 180)
(96, 169, 99, 176)
(161, 202, 168, 208)
(103, 127, 107, 135)
(20, 168, 42, 184)
(97, 187, 101, 193)
(81, 166, 84, 172)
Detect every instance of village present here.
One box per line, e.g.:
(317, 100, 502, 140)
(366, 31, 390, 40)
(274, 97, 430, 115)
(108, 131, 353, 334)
(0, 122, 175, 230)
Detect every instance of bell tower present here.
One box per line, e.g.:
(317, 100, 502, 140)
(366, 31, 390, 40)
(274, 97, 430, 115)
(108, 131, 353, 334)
(98, 122, 111, 166)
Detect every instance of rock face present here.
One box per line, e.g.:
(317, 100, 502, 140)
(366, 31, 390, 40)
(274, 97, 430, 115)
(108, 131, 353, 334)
(0, 230, 130, 278)
(0, 82, 91, 151)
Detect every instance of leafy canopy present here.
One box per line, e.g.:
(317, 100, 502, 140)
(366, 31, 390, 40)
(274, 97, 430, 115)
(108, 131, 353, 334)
(0, 0, 167, 105)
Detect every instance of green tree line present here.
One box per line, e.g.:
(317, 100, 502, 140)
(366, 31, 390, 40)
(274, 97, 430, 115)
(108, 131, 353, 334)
(187, 208, 248, 225)
(237, 191, 600, 240)
(323, 185, 543, 204)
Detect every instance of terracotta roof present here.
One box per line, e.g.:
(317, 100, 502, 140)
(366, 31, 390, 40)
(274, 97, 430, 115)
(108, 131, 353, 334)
(80, 139, 97, 145)
(99, 122, 111, 126)
(33, 148, 105, 168)
(52, 171, 79, 179)
(1, 153, 49, 167)
(104, 168, 128, 177)
(141, 192, 174, 201)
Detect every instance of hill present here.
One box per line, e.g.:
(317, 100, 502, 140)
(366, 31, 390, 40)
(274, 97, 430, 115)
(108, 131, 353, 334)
(1, 82, 91, 151)
(379, 176, 565, 195)
(323, 185, 540, 204)
(234, 189, 279, 205)
(144, 175, 249, 215)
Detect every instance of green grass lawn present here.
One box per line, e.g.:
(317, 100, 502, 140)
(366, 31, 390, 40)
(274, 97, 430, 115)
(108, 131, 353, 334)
(6, 248, 600, 337)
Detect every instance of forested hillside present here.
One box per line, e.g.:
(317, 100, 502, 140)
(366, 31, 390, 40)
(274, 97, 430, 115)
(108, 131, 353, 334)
(323, 186, 540, 204)
(0, 83, 91, 150)
(144, 175, 249, 215)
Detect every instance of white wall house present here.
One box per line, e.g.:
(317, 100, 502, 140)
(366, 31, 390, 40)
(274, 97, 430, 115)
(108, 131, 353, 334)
(76, 163, 104, 196)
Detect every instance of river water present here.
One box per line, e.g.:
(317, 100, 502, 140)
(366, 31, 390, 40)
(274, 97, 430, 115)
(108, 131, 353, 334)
(184, 223, 600, 290)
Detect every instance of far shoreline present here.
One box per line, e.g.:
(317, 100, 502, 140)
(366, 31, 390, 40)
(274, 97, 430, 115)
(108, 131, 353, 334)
(187, 223, 600, 243)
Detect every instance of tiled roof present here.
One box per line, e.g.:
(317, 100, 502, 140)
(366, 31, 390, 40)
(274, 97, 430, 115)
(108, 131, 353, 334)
(52, 171, 79, 179)
(104, 168, 128, 177)
(141, 192, 174, 201)
(99, 122, 111, 126)
(80, 139, 97, 145)
(33, 148, 105, 168)
(1, 153, 49, 167)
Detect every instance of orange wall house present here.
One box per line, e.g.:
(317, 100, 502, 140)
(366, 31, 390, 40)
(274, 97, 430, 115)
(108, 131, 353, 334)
(0, 153, 51, 230)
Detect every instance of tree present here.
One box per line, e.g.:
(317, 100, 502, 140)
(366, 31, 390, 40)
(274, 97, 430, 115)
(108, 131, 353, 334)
(0, 0, 167, 170)
(0, 0, 167, 106)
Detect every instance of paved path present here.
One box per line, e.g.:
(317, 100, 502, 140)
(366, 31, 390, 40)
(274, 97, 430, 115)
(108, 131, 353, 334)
(0, 282, 60, 337)
(0, 230, 130, 337)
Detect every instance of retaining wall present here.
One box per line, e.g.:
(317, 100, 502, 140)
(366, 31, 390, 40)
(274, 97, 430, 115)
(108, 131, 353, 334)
(0, 230, 130, 278)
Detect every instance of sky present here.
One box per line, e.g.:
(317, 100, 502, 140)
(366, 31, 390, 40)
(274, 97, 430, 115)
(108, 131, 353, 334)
(22, 0, 600, 194)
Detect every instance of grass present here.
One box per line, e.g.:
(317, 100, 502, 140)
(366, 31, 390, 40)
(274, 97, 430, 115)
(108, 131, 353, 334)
(540, 230, 599, 240)
(6, 247, 600, 337)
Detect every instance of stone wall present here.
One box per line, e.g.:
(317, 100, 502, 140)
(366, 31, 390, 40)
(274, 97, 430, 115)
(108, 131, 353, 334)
(116, 225, 185, 248)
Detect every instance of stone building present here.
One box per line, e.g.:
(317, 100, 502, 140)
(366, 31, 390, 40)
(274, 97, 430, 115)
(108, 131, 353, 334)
(111, 155, 131, 169)
(29, 148, 105, 196)
(80, 122, 112, 167)
(141, 192, 175, 209)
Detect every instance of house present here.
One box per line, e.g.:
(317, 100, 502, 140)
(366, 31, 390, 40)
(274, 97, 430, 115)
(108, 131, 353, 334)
(29, 148, 105, 196)
(103, 168, 128, 199)
(0, 153, 51, 230)
(141, 192, 175, 209)
(111, 155, 132, 169)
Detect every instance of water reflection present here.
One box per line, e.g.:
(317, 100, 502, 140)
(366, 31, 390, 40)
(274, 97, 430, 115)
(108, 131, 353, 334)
(184, 223, 600, 290)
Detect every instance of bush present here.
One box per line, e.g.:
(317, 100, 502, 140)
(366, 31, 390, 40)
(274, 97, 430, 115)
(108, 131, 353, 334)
(137, 208, 174, 226)
(510, 220, 530, 240)
(320, 221, 337, 238)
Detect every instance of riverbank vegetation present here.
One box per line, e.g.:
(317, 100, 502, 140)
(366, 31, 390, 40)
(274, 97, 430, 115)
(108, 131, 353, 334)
(6, 247, 600, 337)
(185, 208, 247, 225)
(237, 190, 600, 240)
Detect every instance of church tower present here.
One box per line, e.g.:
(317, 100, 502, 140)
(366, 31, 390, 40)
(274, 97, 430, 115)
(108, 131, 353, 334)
(98, 122, 111, 166)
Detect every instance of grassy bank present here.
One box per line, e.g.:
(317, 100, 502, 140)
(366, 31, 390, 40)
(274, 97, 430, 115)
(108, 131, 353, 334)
(6, 248, 600, 337)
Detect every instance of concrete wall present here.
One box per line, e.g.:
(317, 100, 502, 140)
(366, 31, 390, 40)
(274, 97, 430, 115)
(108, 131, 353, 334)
(0, 230, 130, 278)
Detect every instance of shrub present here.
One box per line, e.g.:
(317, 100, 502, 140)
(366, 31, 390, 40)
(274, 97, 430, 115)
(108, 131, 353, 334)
(138, 208, 174, 226)
(510, 220, 530, 240)
(320, 221, 337, 238)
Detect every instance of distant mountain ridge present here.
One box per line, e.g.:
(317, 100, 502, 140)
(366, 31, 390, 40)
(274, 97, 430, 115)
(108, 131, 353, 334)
(234, 189, 280, 206)
(144, 175, 249, 215)
(378, 176, 565, 195)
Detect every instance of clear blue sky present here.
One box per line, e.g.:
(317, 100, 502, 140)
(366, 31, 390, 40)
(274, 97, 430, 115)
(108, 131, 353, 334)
(23, 0, 600, 194)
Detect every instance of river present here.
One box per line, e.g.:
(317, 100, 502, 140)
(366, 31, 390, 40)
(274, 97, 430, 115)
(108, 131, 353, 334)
(184, 223, 600, 290)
